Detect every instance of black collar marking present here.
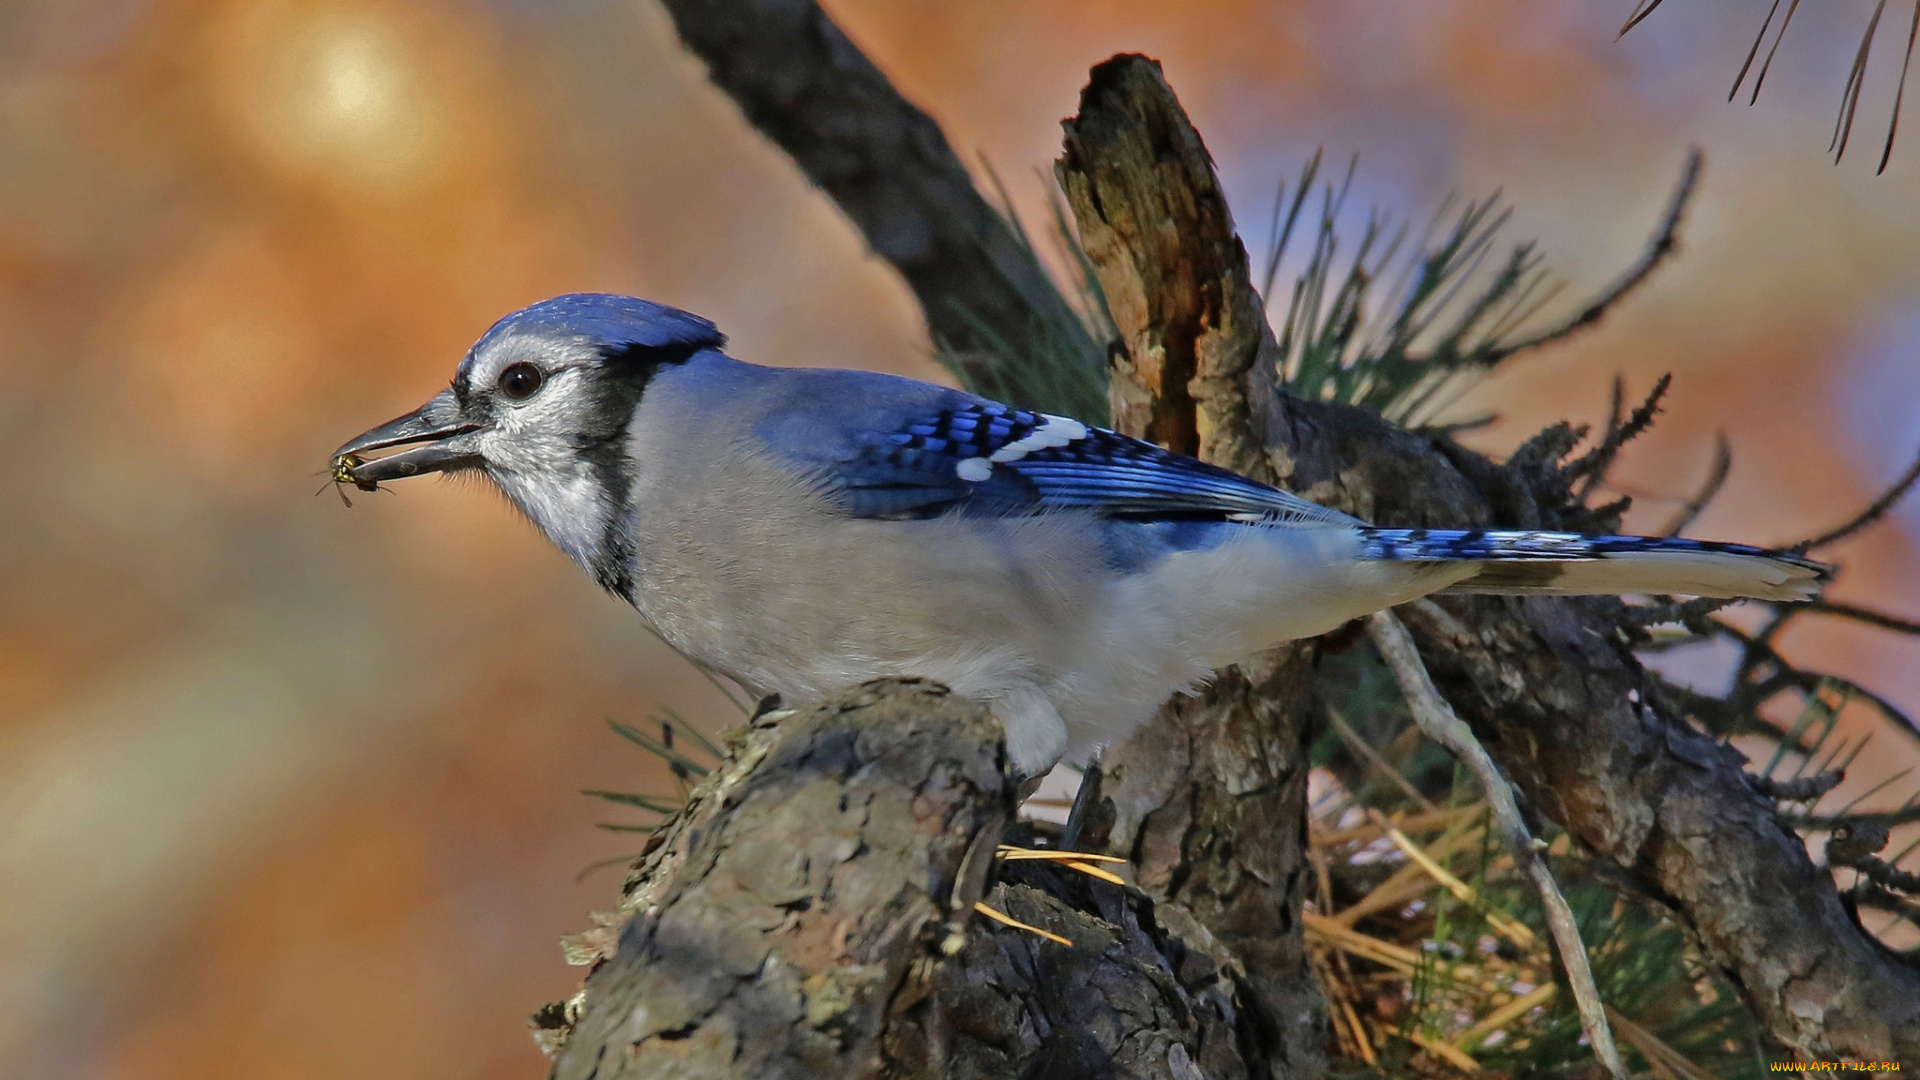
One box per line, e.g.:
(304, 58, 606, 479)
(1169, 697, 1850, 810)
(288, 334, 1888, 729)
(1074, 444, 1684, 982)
(578, 342, 705, 600)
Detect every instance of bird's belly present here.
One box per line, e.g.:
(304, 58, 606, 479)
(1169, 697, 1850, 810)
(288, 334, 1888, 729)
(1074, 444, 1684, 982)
(630, 510, 1115, 704)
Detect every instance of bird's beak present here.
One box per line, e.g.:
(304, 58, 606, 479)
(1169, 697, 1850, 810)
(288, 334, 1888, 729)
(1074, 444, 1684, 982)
(331, 389, 484, 488)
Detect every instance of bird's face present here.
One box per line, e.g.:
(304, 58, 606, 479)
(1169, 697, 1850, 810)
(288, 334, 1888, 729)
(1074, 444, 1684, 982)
(331, 293, 724, 593)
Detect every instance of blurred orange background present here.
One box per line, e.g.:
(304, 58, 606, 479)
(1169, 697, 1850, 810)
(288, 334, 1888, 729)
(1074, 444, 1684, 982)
(2, 2, 1916, 1077)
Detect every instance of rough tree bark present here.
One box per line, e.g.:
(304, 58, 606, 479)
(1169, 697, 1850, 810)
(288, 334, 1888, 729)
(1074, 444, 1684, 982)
(545, 680, 1257, 1078)
(1055, 59, 1327, 1080)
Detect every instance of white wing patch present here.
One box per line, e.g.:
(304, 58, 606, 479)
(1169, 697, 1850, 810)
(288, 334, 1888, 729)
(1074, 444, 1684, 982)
(953, 414, 1089, 483)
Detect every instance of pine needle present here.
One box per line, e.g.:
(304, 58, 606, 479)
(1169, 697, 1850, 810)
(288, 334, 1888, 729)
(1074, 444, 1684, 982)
(606, 718, 711, 777)
(1374, 813, 1537, 951)
(1305, 911, 1430, 976)
(972, 901, 1072, 947)
(1406, 1028, 1484, 1072)
(1328, 704, 1442, 812)
(581, 789, 682, 814)
(655, 705, 727, 761)
(1337, 990, 1379, 1065)
(1882, 0, 1920, 173)
(1454, 982, 1558, 1048)
(1607, 1006, 1716, 1080)
(996, 846, 1127, 863)
(1315, 805, 1480, 849)
(1333, 823, 1488, 927)
(1063, 860, 1126, 885)
(1729, 0, 1787, 101)
(1833, 1, 1891, 164)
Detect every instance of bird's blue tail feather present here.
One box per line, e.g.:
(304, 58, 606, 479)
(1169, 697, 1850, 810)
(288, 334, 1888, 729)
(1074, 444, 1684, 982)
(1355, 528, 1830, 601)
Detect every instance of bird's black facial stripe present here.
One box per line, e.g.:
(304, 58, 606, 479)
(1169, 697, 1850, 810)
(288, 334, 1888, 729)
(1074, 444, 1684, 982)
(578, 341, 704, 599)
(451, 362, 496, 425)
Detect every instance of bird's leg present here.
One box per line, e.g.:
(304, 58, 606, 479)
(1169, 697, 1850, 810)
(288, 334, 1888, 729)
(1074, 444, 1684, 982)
(1014, 773, 1049, 803)
(1060, 760, 1106, 851)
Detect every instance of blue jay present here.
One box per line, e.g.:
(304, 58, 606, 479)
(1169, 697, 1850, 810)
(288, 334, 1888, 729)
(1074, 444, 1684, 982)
(333, 294, 1829, 775)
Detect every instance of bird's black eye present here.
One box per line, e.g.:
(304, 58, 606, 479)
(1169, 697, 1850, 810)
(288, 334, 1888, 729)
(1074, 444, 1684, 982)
(498, 362, 544, 400)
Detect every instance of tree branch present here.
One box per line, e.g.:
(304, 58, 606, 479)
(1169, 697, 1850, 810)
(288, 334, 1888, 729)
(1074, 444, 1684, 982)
(1056, 55, 1326, 1080)
(1055, 56, 1270, 478)
(654, 0, 1105, 416)
(546, 680, 1257, 1078)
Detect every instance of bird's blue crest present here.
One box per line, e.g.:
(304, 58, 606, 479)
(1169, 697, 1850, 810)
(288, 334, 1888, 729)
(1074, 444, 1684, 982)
(472, 293, 727, 357)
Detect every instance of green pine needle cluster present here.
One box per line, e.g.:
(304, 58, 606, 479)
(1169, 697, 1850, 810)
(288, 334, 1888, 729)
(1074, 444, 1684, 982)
(1261, 151, 1561, 426)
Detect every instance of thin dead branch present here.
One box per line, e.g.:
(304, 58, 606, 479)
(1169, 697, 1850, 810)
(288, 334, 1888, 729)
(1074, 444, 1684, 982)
(1659, 432, 1732, 536)
(1326, 704, 1442, 814)
(1493, 152, 1698, 359)
(1792, 446, 1920, 552)
(1745, 770, 1846, 803)
(1804, 598, 1920, 636)
(1367, 610, 1627, 1080)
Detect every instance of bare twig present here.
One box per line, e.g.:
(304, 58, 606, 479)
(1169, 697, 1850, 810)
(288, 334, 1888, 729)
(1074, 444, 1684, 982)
(1828, 822, 1920, 891)
(1791, 445, 1920, 552)
(1326, 703, 1442, 813)
(1659, 432, 1732, 536)
(1367, 610, 1628, 1080)
(1494, 151, 1699, 359)
(1568, 374, 1672, 497)
(1853, 880, 1920, 930)
(1623, 595, 1735, 634)
(1787, 804, 1920, 830)
(1804, 598, 1920, 636)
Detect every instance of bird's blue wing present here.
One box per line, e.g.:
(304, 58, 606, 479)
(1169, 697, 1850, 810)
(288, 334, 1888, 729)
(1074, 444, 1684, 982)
(820, 399, 1355, 525)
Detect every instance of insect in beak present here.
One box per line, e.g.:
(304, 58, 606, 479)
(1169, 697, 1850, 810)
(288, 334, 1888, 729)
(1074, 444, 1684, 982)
(328, 388, 485, 502)
(317, 451, 381, 507)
